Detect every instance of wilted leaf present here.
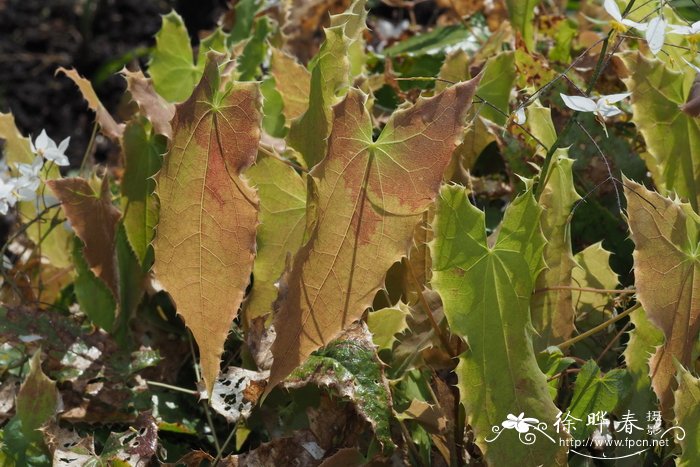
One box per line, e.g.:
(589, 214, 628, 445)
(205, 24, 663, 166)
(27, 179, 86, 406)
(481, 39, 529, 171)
(287, 0, 366, 168)
(431, 185, 567, 465)
(211, 367, 268, 423)
(268, 78, 480, 391)
(121, 119, 165, 267)
(223, 430, 326, 466)
(396, 400, 447, 434)
(56, 67, 124, 141)
(47, 177, 121, 301)
(624, 178, 700, 417)
(270, 47, 311, 121)
(246, 154, 307, 322)
(531, 154, 580, 350)
(17, 352, 58, 442)
(48, 427, 97, 466)
(122, 69, 175, 138)
(284, 323, 393, 447)
(567, 360, 630, 440)
(153, 57, 261, 395)
(505, 0, 538, 50)
(0, 113, 72, 268)
(674, 365, 700, 466)
(623, 53, 700, 210)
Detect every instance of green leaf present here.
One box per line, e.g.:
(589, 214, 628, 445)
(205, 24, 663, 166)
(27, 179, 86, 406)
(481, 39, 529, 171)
(531, 154, 581, 350)
(431, 185, 566, 465)
(367, 305, 409, 351)
(237, 17, 271, 81)
(115, 223, 146, 344)
(567, 360, 630, 440)
(120, 119, 164, 267)
(149, 12, 227, 103)
(505, 0, 538, 50)
(16, 352, 58, 443)
(383, 25, 470, 57)
(286, 323, 393, 448)
(622, 52, 700, 210)
(674, 365, 700, 466)
(475, 52, 515, 125)
(260, 77, 286, 137)
(536, 347, 575, 400)
(72, 237, 116, 332)
(623, 178, 700, 417)
(617, 306, 664, 464)
(287, 0, 367, 168)
(245, 154, 307, 322)
(228, 0, 259, 45)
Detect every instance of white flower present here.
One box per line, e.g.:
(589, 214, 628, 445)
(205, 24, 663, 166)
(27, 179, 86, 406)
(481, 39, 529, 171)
(14, 156, 43, 201)
(561, 92, 631, 119)
(669, 21, 700, 37)
(514, 107, 527, 125)
(0, 178, 17, 215)
(604, 0, 647, 32)
(645, 16, 667, 56)
(31, 129, 70, 166)
(502, 413, 539, 433)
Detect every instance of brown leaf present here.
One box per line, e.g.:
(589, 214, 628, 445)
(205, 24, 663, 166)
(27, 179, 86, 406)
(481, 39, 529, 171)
(210, 367, 268, 423)
(224, 430, 326, 466)
(267, 79, 479, 391)
(122, 68, 176, 138)
(152, 56, 261, 395)
(56, 67, 124, 141)
(624, 178, 700, 417)
(318, 448, 365, 467)
(47, 177, 121, 301)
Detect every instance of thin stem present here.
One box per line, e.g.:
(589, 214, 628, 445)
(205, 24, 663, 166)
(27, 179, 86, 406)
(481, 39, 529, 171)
(80, 122, 99, 175)
(145, 380, 198, 395)
(203, 400, 222, 457)
(534, 286, 635, 295)
(547, 367, 581, 382)
(213, 423, 239, 465)
(403, 258, 456, 358)
(556, 303, 640, 351)
(596, 322, 632, 364)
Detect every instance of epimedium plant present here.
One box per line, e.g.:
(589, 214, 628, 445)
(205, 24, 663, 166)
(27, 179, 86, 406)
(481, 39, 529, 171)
(0, 0, 699, 465)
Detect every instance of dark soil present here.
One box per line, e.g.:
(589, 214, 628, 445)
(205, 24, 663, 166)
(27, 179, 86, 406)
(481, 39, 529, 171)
(0, 0, 227, 166)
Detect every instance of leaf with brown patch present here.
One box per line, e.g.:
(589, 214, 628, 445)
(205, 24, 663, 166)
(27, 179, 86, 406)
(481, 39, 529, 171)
(624, 178, 700, 418)
(267, 76, 480, 391)
(123, 68, 176, 138)
(47, 177, 122, 301)
(152, 56, 261, 395)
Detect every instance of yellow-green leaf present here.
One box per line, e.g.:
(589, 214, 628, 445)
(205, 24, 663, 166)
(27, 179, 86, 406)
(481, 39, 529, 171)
(431, 185, 567, 465)
(531, 154, 581, 350)
(674, 365, 700, 466)
(268, 78, 480, 392)
(121, 119, 165, 267)
(270, 47, 311, 122)
(245, 154, 306, 323)
(153, 57, 262, 394)
(624, 178, 700, 417)
(287, 0, 366, 168)
(623, 52, 700, 211)
(16, 352, 58, 442)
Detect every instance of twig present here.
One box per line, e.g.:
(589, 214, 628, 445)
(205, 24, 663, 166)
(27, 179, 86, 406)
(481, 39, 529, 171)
(146, 380, 198, 395)
(596, 322, 632, 364)
(556, 302, 640, 351)
(534, 285, 635, 295)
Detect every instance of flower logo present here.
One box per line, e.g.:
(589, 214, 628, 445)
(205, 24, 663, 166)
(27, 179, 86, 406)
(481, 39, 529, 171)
(502, 413, 540, 434)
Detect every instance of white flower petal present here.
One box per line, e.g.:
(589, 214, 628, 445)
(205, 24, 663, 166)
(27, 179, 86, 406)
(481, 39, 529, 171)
(515, 422, 531, 433)
(625, 19, 647, 31)
(514, 107, 527, 125)
(502, 420, 518, 429)
(600, 92, 631, 105)
(604, 0, 622, 22)
(34, 129, 50, 151)
(58, 136, 70, 153)
(597, 105, 623, 118)
(561, 94, 597, 112)
(669, 24, 693, 35)
(645, 16, 667, 56)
